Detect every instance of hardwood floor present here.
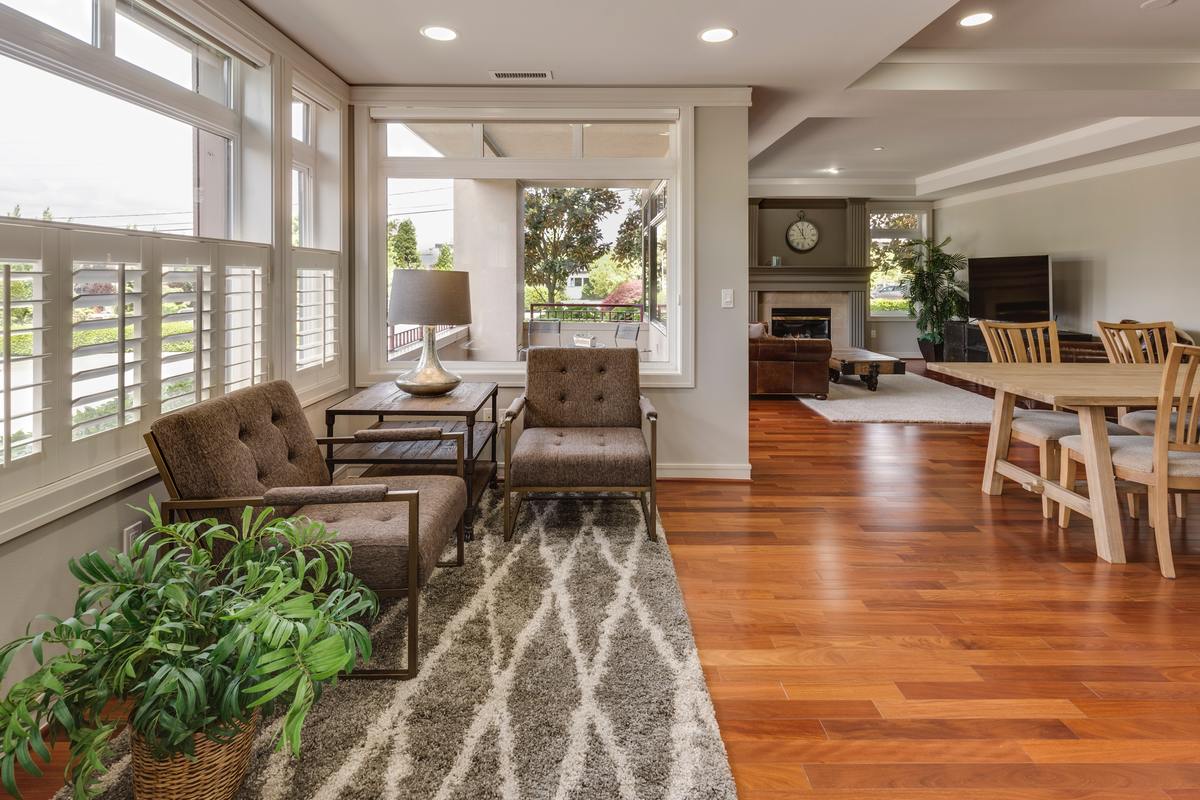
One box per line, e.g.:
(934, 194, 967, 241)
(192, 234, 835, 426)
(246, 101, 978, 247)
(16, 369, 1197, 798)
(660, 379, 1199, 799)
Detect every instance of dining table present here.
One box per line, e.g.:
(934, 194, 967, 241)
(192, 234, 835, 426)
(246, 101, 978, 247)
(926, 362, 1168, 565)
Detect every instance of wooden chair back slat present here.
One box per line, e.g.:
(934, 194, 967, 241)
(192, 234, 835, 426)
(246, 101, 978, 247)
(979, 320, 1061, 365)
(1098, 321, 1176, 365)
(1158, 344, 1200, 458)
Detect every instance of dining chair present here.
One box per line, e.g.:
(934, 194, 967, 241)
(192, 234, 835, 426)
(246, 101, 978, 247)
(979, 320, 1133, 520)
(1096, 320, 1185, 519)
(529, 318, 562, 348)
(1058, 343, 1200, 578)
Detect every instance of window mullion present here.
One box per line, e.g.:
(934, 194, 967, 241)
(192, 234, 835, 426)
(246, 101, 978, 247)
(95, 0, 116, 54)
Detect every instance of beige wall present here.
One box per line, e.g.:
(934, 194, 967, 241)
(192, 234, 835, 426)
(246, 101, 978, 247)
(935, 154, 1200, 340)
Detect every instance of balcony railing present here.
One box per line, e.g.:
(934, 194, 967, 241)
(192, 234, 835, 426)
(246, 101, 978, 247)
(528, 303, 643, 322)
(387, 323, 455, 352)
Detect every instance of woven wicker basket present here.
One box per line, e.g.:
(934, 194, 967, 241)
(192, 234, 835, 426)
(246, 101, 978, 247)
(130, 714, 258, 800)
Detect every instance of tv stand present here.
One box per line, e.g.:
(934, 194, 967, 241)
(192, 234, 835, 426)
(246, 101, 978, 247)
(943, 320, 1099, 363)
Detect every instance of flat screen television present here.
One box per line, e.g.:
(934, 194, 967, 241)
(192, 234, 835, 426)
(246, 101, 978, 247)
(968, 255, 1053, 323)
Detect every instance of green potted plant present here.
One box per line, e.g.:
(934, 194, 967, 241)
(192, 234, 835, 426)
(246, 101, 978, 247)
(899, 237, 968, 362)
(0, 500, 378, 800)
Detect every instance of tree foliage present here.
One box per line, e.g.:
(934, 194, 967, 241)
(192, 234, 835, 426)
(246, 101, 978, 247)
(0, 501, 378, 799)
(898, 237, 968, 344)
(611, 199, 643, 270)
(523, 188, 621, 304)
(582, 253, 637, 301)
(433, 243, 454, 271)
(387, 218, 421, 271)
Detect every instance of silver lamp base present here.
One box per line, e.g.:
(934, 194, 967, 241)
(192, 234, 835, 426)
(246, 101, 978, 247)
(394, 325, 462, 396)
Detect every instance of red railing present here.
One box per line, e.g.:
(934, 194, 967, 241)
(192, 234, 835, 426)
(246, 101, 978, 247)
(387, 323, 455, 352)
(528, 303, 643, 322)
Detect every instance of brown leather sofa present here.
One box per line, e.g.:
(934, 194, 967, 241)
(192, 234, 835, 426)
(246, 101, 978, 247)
(749, 337, 832, 399)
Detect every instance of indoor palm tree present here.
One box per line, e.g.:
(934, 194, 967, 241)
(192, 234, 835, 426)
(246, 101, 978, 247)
(0, 500, 378, 800)
(899, 236, 968, 361)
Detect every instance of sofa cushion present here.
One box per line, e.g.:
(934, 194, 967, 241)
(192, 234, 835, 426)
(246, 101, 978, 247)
(298, 474, 466, 592)
(508, 427, 650, 489)
(748, 322, 766, 339)
(524, 347, 641, 429)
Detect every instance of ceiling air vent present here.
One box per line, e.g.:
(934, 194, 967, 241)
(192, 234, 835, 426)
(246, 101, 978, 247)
(489, 70, 553, 81)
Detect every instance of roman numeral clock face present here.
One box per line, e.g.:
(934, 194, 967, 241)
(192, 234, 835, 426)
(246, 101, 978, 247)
(786, 219, 819, 252)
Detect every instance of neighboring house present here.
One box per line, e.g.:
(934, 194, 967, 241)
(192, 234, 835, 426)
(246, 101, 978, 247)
(563, 271, 588, 300)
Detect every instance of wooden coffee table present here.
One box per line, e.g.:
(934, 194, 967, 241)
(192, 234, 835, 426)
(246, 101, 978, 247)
(829, 348, 905, 391)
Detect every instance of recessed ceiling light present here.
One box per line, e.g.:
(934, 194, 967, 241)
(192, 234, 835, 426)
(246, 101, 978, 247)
(699, 27, 736, 43)
(420, 25, 458, 41)
(1140, 0, 1176, 9)
(872, 146, 886, 151)
(824, 167, 841, 175)
(958, 11, 994, 27)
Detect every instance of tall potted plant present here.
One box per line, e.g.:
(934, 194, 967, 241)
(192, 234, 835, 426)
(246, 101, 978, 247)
(899, 236, 968, 362)
(0, 500, 378, 800)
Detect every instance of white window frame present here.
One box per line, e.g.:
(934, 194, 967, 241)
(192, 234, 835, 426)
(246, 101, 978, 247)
(353, 97, 696, 389)
(866, 201, 932, 320)
(0, 217, 271, 544)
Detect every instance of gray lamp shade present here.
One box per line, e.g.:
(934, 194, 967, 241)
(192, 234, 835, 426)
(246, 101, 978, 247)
(387, 269, 472, 326)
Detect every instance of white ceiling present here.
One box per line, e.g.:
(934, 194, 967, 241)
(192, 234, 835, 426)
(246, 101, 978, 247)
(749, 116, 1104, 179)
(244, 0, 1200, 198)
(907, 0, 1200, 49)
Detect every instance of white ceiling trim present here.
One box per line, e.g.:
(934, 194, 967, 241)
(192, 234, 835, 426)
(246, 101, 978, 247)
(369, 106, 679, 122)
(350, 85, 752, 108)
(916, 116, 1200, 196)
(750, 176, 917, 199)
(884, 48, 1200, 64)
(852, 61, 1200, 91)
(934, 139, 1200, 209)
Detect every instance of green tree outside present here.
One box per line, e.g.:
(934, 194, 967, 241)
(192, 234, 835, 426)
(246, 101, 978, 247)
(524, 187, 620, 305)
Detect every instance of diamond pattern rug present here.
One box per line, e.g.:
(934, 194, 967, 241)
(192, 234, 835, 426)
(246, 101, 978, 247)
(65, 493, 736, 800)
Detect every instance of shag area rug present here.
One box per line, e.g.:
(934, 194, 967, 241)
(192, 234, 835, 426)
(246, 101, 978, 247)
(60, 493, 736, 800)
(801, 373, 993, 423)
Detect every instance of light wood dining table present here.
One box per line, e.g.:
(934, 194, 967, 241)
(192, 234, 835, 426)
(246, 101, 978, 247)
(926, 362, 1167, 565)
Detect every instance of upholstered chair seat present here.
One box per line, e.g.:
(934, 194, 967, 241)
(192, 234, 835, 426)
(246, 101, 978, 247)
(1120, 409, 1177, 436)
(1013, 408, 1134, 440)
(509, 428, 651, 489)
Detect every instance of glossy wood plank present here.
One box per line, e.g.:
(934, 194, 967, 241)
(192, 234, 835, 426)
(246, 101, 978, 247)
(661, 367, 1199, 799)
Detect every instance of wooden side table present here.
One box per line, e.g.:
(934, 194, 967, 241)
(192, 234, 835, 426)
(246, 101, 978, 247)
(324, 382, 499, 537)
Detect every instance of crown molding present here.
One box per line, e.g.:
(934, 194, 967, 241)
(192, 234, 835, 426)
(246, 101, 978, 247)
(349, 85, 753, 108)
(917, 116, 1200, 197)
(750, 176, 917, 199)
(933, 139, 1200, 209)
(885, 47, 1200, 64)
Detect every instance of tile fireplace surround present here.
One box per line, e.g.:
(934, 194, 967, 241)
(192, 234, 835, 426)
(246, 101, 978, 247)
(749, 266, 872, 349)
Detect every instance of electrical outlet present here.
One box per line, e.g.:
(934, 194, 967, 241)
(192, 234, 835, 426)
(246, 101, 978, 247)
(870, 327, 878, 339)
(123, 521, 142, 551)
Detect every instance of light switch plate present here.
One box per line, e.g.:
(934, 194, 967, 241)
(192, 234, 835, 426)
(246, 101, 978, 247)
(720, 288, 734, 309)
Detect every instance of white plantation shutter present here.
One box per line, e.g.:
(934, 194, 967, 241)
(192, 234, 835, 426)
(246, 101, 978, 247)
(159, 241, 214, 412)
(294, 249, 338, 372)
(220, 243, 268, 393)
(68, 232, 145, 441)
(0, 225, 52, 467)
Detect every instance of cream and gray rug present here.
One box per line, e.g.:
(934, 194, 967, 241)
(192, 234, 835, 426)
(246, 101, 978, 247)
(61, 494, 736, 800)
(801, 373, 993, 423)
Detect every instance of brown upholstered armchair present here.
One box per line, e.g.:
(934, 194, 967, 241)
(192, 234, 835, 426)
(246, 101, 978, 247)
(143, 380, 467, 680)
(500, 348, 657, 541)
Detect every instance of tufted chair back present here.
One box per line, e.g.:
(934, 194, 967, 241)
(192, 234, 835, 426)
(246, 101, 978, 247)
(149, 380, 329, 523)
(524, 347, 641, 429)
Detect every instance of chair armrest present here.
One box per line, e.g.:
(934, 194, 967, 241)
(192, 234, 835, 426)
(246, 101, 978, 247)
(639, 395, 658, 422)
(503, 394, 526, 424)
(263, 484, 390, 506)
(351, 426, 445, 443)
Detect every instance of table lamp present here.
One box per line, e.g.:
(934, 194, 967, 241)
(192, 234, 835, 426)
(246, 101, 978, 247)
(388, 269, 471, 395)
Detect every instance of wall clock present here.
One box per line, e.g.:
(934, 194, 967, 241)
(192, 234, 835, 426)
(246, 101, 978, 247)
(785, 212, 820, 253)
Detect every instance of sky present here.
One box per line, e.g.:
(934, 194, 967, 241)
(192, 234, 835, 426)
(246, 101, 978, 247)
(0, 2, 201, 234)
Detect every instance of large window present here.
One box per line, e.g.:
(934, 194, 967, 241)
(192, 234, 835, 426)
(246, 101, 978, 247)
(366, 114, 681, 379)
(869, 209, 928, 317)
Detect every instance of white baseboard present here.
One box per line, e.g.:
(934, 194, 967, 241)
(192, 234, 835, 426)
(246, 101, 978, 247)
(657, 463, 752, 481)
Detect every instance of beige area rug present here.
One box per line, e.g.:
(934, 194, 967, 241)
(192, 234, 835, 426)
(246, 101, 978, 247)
(800, 373, 994, 423)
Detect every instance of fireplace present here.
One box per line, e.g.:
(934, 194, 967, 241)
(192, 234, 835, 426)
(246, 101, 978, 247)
(771, 307, 831, 340)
